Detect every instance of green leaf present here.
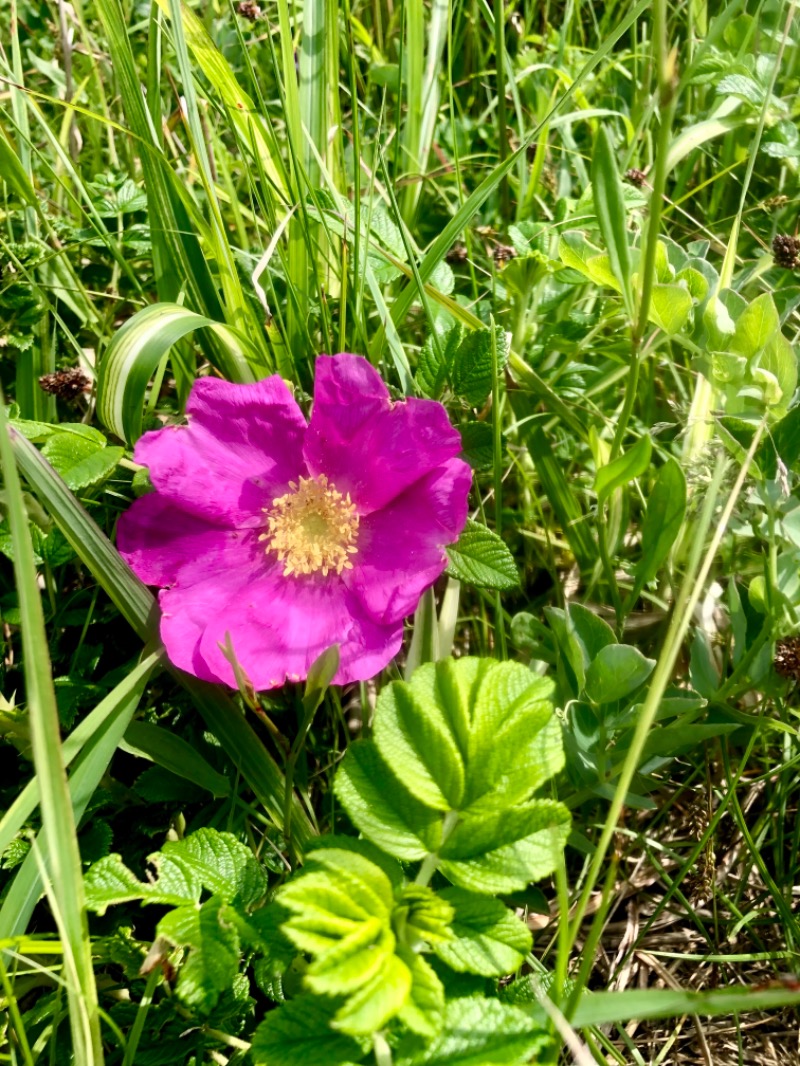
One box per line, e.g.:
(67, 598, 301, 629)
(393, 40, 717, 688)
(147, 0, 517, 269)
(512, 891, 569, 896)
(417, 325, 464, 399)
(41, 431, 123, 491)
(446, 520, 519, 590)
(569, 983, 800, 1029)
(251, 994, 366, 1066)
(459, 421, 497, 471)
(157, 897, 240, 1013)
(584, 645, 655, 704)
(633, 458, 686, 593)
(276, 844, 419, 1036)
(122, 720, 231, 797)
(338, 659, 569, 892)
(97, 302, 258, 445)
(434, 889, 532, 976)
(590, 127, 633, 319)
(759, 332, 797, 416)
(396, 996, 550, 1066)
(439, 802, 571, 893)
(731, 292, 780, 358)
(594, 433, 651, 504)
(451, 327, 509, 407)
(334, 741, 435, 861)
(648, 283, 693, 335)
(84, 828, 267, 914)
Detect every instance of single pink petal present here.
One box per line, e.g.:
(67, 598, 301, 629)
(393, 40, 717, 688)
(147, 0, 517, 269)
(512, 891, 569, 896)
(304, 354, 463, 513)
(188, 570, 403, 690)
(118, 492, 251, 587)
(134, 375, 307, 526)
(344, 458, 472, 625)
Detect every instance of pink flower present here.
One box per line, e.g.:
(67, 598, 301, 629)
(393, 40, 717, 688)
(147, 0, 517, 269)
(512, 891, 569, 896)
(118, 354, 471, 690)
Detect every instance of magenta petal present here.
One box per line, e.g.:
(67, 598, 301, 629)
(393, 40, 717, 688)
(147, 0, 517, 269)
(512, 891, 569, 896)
(304, 354, 463, 513)
(118, 492, 250, 587)
(134, 375, 307, 526)
(187, 571, 403, 689)
(344, 458, 472, 625)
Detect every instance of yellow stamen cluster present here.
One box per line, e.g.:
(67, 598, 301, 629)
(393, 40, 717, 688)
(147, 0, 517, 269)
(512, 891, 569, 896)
(260, 474, 359, 578)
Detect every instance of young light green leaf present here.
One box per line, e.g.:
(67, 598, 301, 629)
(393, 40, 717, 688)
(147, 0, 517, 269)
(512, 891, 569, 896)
(584, 644, 655, 704)
(434, 888, 532, 976)
(648, 283, 693, 335)
(85, 828, 267, 914)
(730, 291, 780, 358)
(446, 520, 519, 590)
(590, 126, 633, 319)
(594, 433, 651, 504)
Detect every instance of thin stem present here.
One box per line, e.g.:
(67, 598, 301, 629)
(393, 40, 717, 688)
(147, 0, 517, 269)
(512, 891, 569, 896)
(611, 0, 676, 459)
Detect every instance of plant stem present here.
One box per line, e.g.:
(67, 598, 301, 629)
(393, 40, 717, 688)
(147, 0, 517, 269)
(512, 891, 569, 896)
(611, 0, 676, 459)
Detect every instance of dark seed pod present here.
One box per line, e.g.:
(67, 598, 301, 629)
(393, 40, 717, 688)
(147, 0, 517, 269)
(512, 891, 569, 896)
(774, 636, 800, 680)
(625, 168, 647, 187)
(446, 242, 468, 264)
(237, 0, 262, 20)
(38, 368, 91, 403)
(493, 244, 516, 265)
(772, 234, 800, 271)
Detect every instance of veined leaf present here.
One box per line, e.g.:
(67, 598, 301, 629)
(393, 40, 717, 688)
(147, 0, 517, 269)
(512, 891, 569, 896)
(251, 994, 367, 1066)
(157, 897, 241, 1013)
(594, 433, 651, 504)
(446, 520, 519, 590)
(336, 658, 569, 893)
(434, 888, 532, 976)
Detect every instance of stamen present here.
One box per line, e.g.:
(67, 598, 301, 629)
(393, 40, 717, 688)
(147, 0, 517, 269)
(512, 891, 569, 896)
(261, 474, 359, 578)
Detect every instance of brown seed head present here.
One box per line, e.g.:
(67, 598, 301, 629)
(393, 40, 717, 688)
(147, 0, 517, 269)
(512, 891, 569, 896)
(493, 244, 516, 265)
(446, 242, 468, 265)
(625, 168, 647, 187)
(774, 635, 800, 681)
(237, 0, 262, 19)
(38, 368, 91, 403)
(772, 234, 800, 271)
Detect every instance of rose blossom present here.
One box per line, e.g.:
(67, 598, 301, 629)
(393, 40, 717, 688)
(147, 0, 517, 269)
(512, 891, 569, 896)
(118, 354, 471, 689)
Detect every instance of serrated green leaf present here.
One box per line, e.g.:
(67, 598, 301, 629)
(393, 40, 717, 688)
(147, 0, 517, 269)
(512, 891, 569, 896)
(251, 994, 366, 1066)
(157, 897, 240, 1013)
(395, 947, 445, 1037)
(332, 953, 412, 1035)
(434, 889, 532, 975)
(417, 325, 464, 399)
(585, 644, 655, 704)
(459, 420, 499, 471)
(451, 327, 508, 406)
(396, 996, 550, 1066)
(84, 852, 200, 913)
(594, 434, 651, 504)
(439, 801, 571, 892)
(336, 659, 569, 892)
(446, 520, 518, 590)
(334, 741, 435, 861)
(84, 828, 267, 913)
(38, 424, 122, 490)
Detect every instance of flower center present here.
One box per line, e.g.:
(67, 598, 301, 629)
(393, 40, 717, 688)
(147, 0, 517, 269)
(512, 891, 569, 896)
(260, 474, 359, 578)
